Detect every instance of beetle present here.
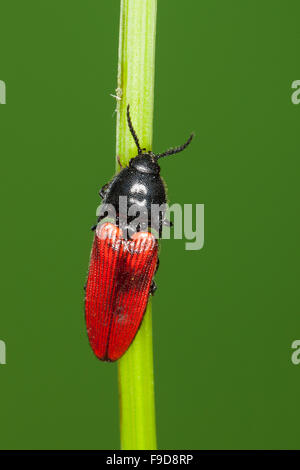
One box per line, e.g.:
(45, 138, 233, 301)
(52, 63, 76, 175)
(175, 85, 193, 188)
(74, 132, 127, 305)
(85, 105, 193, 361)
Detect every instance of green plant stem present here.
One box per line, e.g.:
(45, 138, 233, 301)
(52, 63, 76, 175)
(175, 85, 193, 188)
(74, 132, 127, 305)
(116, 0, 157, 451)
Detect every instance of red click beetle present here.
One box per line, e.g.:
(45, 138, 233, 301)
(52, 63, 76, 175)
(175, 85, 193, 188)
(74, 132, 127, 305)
(85, 106, 193, 361)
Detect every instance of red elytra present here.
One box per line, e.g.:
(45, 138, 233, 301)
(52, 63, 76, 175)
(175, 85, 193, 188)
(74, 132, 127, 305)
(85, 222, 158, 361)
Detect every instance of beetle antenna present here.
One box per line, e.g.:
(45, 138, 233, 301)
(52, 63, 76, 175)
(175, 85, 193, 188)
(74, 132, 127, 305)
(155, 133, 194, 160)
(126, 105, 142, 154)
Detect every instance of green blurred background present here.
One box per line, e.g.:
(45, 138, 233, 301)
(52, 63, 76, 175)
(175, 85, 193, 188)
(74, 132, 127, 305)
(0, 0, 299, 450)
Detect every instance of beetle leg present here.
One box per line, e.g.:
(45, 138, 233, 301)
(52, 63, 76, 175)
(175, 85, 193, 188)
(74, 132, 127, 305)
(150, 280, 157, 296)
(150, 260, 159, 295)
(155, 258, 160, 273)
(99, 183, 110, 199)
(163, 219, 173, 227)
(117, 155, 124, 168)
(91, 213, 108, 231)
(159, 218, 173, 237)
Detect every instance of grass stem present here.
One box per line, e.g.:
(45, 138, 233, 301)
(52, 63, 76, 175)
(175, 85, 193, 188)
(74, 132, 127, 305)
(116, 0, 157, 451)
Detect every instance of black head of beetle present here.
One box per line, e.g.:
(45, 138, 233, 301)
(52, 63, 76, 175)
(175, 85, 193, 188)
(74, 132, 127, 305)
(97, 105, 194, 237)
(129, 153, 160, 175)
